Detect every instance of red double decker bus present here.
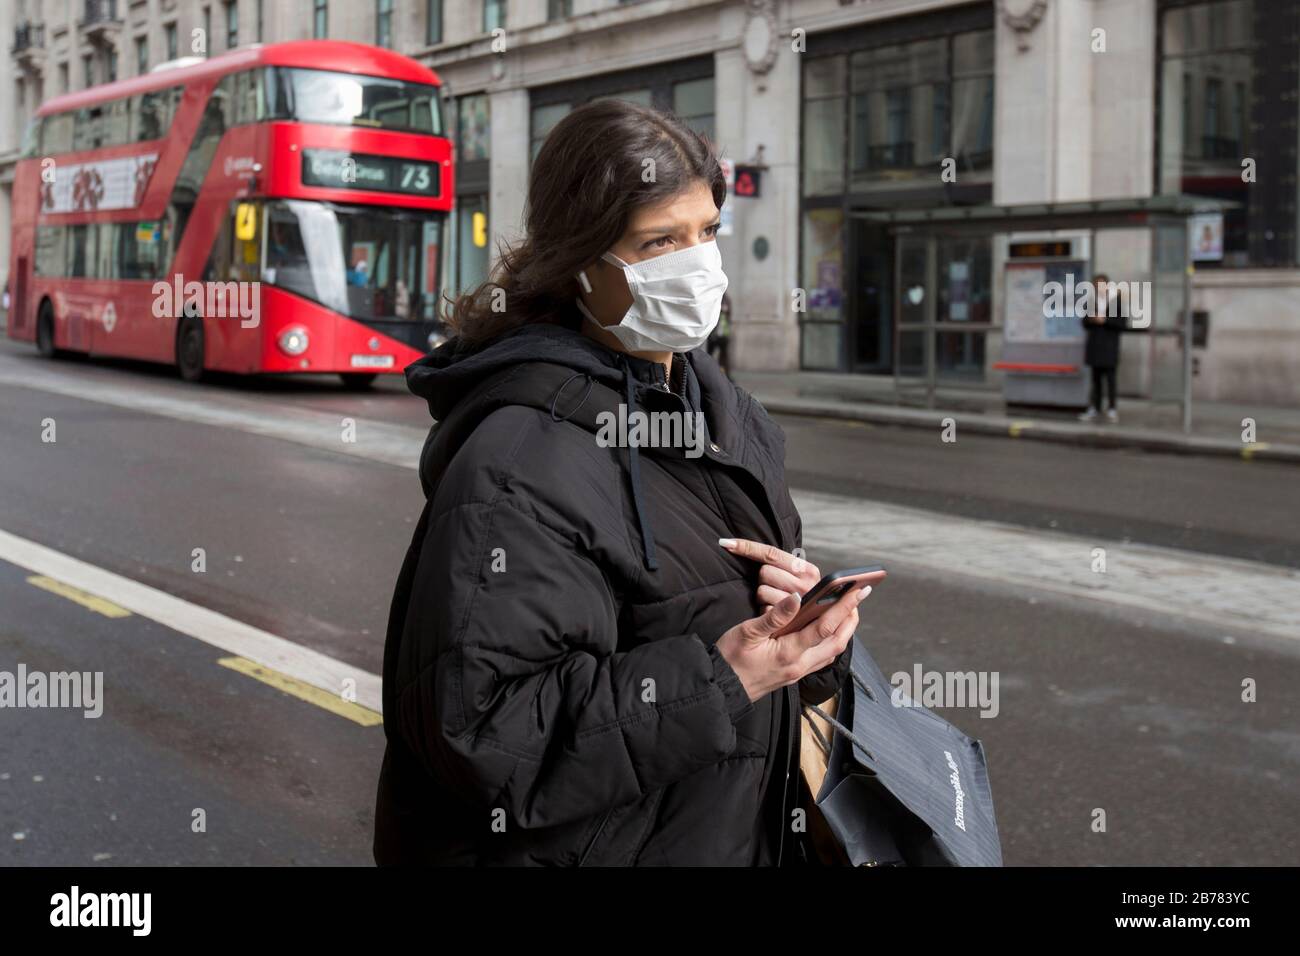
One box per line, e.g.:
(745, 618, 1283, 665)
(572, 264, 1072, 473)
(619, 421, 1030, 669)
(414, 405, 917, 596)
(7, 40, 452, 388)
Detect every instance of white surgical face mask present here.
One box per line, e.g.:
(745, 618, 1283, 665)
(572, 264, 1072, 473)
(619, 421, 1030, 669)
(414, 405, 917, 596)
(576, 240, 729, 353)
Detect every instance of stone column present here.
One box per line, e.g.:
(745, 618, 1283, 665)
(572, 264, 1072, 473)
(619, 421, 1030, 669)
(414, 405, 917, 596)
(722, 2, 802, 371)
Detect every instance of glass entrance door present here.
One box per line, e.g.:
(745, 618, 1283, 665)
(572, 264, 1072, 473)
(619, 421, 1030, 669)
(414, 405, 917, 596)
(892, 231, 994, 405)
(849, 219, 893, 371)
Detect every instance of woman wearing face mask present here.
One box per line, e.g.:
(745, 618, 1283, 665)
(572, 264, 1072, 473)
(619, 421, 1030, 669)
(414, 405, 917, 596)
(374, 99, 868, 866)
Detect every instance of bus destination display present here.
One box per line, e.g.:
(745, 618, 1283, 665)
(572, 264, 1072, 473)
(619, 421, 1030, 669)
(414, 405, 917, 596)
(302, 150, 440, 198)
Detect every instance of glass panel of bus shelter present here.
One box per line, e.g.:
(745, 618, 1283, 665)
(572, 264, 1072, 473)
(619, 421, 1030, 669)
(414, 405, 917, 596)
(893, 234, 932, 396)
(800, 207, 845, 370)
(935, 235, 991, 384)
(1148, 218, 1190, 405)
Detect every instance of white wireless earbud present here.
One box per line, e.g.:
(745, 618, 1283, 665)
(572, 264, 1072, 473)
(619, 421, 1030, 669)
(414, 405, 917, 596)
(576, 270, 593, 295)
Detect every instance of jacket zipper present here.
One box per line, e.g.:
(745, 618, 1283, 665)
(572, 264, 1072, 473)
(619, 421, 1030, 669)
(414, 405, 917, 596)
(775, 685, 798, 866)
(651, 357, 798, 866)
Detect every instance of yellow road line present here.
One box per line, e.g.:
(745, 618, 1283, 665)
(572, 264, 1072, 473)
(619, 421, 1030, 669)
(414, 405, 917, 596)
(1009, 420, 1034, 438)
(217, 656, 382, 727)
(1241, 442, 1271, 460)
(26, 575, 131, 618)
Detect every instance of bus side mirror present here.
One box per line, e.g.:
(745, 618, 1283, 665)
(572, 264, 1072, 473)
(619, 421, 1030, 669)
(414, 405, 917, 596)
(235, 203, 258, 242)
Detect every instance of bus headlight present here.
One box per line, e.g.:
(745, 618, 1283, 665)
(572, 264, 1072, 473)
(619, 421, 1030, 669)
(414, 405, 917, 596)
(277, 326, 309, 356)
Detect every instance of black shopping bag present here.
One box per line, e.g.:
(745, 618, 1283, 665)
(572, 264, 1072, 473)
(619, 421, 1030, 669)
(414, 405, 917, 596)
(805, 637, 1003, 866)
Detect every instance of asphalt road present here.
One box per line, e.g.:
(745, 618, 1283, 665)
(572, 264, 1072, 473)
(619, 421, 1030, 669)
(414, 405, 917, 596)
(1, 339, 1296, 866)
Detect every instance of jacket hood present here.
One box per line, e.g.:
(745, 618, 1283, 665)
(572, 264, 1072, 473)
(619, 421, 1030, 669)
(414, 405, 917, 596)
(406, 318, 703, 573)
(406, 319, 668, 423)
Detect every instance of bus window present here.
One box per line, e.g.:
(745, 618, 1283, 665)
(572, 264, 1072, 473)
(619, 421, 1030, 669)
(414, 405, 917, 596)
(73, 106, 105, 152)
(102, 99, 131, 148)
(422, 220, 441, 320)
(34, 227, 67, 278)
(205, 202, 260, 285)
(20, 118, 40, 159)
(120, 222, 164, 279)
(69, 224, 96, 278)
(269, 67, 443, 135)
(134, 87, 181, 142)
(232, 70, 264, 125)
(263, 198, 440, 322)
(96, 223, 117, 279)
(42, 113, 74, 154)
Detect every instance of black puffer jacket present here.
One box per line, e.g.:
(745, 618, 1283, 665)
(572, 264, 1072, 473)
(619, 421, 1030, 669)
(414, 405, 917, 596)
(374, 319, 848, 866)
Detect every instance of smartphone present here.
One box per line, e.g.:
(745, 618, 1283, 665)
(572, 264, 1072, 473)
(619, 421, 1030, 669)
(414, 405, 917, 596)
(772, 566, 886, 638)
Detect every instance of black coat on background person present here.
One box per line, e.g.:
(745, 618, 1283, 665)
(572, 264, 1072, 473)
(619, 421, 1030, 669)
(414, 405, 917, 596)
(374, 318, 848, 866)
(1081, 291, 1128, 369)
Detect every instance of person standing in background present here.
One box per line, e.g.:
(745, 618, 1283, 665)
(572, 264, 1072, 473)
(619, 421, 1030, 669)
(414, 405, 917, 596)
(707, 291, 733, 378)
(1079, 273, 1127, 424)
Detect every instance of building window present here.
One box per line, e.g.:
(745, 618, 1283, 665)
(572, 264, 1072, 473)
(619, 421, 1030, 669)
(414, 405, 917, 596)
(530, 102, 570, 161)
(451, 94, 491, 299)
(847, 32, 992, 187)
(802, 28, 993, 199)
(529, 58, 714, 162)
(457, 95, 491, 161)
(106, 48, 118, 83)
(165, 22, 177, 60)
(672, 77, 714, 142)
(83, 54, 94, 88)
(427, 0, 443, 44)
(591, 88, 652, 107)
(225, 1, 238, 49)
(484, 0, 506, 33)
(802, 57, 846, 197)
(1155, 0, 1296, 267)
(257, 0, 264, 42)
(952, 30, 994, 170)
(59, 62, 70, 93)
(547, 0, 572, 19)
(135, 36, 148, 74)
(797, 7, 995, 374)
(314, 0, 328, 39)
(456, 193, 490, 294)
(377, 0, 393, 48)
(203, 7, 211, 53)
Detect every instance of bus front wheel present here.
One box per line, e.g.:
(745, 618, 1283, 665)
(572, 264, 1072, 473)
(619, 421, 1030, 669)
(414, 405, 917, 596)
(339, 373, 377, 390)
(176, 315, 206, 383)
(36, 302, 57, 358)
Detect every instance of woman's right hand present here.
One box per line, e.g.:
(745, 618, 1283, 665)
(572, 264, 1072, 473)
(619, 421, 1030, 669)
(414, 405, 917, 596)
(715, 586, 870, 702)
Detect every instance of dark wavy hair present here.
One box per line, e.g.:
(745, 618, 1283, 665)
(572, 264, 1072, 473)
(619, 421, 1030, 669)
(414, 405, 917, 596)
(443, 99, 726, 347)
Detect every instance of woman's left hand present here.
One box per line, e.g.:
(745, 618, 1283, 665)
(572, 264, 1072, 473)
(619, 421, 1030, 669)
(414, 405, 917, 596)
(719, 538, 821, 608)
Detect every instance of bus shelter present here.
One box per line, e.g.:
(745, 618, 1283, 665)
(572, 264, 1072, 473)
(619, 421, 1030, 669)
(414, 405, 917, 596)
(853, 196, 1237, 433)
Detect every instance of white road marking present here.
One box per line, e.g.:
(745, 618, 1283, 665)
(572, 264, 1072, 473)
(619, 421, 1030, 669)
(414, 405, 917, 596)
(5, 351, 1298, 643)
(0, 357, 423, 469)
(0, 527, 382, 713)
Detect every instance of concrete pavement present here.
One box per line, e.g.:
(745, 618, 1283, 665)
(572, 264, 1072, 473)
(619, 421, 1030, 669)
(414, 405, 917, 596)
(736, 369, 1300, 464)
